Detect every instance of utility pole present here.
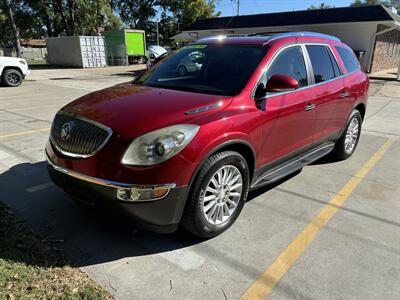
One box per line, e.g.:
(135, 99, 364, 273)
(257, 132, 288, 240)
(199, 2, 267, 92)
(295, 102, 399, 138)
(237, 0, 240, 16)
(156, 22, 159, 46)
(4, 0, 21, 57)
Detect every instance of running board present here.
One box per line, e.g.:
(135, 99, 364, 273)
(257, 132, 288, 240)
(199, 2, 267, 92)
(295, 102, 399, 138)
(251, 143, 335, 189)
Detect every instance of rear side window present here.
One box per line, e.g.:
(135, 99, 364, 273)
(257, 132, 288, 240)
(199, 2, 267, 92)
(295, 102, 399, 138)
(327, 49, 342, 77)
(335, 46, 360, 73)
(265, 46, 308, 87)
(306, 45, 340, 83)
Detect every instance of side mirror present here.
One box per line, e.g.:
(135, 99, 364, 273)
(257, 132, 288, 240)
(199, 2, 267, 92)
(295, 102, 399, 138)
(266, 74, 299, 93)
(254, 83, 267, 100)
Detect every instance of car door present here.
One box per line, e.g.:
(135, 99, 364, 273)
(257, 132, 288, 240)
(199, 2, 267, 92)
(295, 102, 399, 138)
(257, 45, 317, 166)
(0, 59, 4, 77)
(334, 45, 364, 129)
(304, 44, 346, 143)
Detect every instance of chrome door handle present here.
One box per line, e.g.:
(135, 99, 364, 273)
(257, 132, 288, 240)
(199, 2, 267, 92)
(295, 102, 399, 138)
(305, 103, 316, 111)
(340, 92, 350, 98)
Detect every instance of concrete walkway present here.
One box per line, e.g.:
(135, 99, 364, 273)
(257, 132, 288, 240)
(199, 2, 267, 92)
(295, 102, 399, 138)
(370, 67, 399, 81)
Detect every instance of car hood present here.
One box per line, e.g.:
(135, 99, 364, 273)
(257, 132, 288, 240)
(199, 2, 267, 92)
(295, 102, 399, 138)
(61, 82, 232, 138)
(0, 56, 26, 64)
(148, 45, 168, 57)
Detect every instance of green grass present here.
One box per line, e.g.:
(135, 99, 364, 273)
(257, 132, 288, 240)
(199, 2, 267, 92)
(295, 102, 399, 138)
(0, 203, 112, 300)
(26, 59, 46, 65)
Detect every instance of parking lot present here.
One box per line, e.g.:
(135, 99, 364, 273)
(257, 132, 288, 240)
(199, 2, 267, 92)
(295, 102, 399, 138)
(0, 68, 399, 299)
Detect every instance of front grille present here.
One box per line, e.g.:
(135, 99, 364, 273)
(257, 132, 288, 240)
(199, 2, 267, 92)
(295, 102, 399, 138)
(50, 113, 112, 157)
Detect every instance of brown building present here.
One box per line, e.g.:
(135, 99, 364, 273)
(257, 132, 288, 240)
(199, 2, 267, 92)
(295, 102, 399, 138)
(174, 5, 400, 73)
(371, 24, 400, 73)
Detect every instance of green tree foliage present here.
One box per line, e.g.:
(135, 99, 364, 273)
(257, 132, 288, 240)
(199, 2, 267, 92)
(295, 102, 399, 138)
(114, 0, 218, 45)
(0, 1, 13, 48)
(350, 0, 400, 11)
(159, 0, 219, 44)
(307, 3, 333, 10)
(0, 0, 121, 44)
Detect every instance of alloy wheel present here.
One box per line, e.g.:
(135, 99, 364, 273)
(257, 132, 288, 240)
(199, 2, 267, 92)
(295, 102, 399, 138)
(7, 72, 21, 85)
(345, 117, 360, 153)
(201, 165, 243, 225)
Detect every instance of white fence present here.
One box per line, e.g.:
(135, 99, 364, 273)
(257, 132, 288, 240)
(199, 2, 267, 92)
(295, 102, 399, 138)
(0, 47, 47, 60)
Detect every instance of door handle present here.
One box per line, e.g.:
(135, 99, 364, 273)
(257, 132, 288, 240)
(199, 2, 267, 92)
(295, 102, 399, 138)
(304, 103, 316, 111)
(340, 92, 350, 98)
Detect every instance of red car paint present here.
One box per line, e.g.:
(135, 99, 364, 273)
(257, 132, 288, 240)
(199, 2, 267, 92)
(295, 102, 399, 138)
(46, 33, 369, 231)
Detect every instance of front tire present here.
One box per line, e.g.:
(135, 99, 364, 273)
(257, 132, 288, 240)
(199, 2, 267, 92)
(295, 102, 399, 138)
(332, 109, 362, 160)
(181, 151, 250, 238)
(2, 69, 23, 87)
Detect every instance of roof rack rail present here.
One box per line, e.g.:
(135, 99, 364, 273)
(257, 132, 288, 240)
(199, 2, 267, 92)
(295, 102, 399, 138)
(197, 31, 341, 44)
(198, 34, 258, 40)
(266, 31, 341, 43)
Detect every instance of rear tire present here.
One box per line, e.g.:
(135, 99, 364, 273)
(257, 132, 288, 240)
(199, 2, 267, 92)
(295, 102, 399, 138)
(332, 110, 362, 160)
(181, 151, 250, 238)
(2, 69, 23, 87)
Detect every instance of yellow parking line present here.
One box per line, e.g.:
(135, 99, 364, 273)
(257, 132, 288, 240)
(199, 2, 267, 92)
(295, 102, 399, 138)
(0, 128, 50, 139)
(240, 139, 394, 300)
(0, 104, 60, 113)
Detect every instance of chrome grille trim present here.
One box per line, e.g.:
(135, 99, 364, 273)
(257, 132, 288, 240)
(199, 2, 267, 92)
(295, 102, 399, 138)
(50, 112, 113, 158)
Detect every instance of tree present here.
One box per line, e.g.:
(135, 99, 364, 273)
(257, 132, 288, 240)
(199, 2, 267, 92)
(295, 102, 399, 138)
(0, 3, 13, 48)
(114, 0, 218, 45)
(164, 0, 217, 31)
(0, 0, 122, 51)
(308, 3, 333, 10)
(350, 0, 400, 11)
(2, 0, 22, 57)
(114, 0, 158, 30)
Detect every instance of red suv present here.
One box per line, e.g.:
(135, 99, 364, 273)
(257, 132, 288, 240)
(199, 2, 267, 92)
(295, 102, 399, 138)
(46, 32, 368, 238)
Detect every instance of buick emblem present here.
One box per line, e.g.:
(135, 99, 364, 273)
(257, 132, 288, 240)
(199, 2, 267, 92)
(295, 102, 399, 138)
(60, 123, 72, 141)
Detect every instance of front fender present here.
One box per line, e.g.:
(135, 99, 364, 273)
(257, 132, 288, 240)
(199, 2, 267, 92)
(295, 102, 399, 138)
(180, 116, 259, 165)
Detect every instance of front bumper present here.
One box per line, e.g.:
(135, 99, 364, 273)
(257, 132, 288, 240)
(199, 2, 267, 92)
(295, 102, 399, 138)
(46, 154, 188, 233)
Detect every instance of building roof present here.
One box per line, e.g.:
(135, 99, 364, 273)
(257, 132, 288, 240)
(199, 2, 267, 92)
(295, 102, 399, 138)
(20, 39, 46, 47)
(193, 32, 342, 46)
(187, 5, 400, 31)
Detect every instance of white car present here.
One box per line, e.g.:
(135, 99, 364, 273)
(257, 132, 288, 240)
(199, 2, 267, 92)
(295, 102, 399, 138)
(0, 56, 30, 87)
(177, 51, 203, 75)
(148, 45, 168, 61)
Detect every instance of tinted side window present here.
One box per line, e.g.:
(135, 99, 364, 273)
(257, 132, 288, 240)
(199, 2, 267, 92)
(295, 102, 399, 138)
(327, 49, 342, 77)
(306, 45, 337, 83)
(266, 46, 308, 88)
(335, 46, 360, 73)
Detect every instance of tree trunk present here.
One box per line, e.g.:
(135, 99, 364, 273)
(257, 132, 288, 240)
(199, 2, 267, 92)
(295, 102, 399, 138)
(67, 0, 75, 36)
(4, 0, 22, 57)
(52, 0, 68, 35)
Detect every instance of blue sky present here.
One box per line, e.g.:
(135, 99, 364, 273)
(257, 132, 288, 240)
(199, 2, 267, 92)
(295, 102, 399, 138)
(215, 0, 354, 16)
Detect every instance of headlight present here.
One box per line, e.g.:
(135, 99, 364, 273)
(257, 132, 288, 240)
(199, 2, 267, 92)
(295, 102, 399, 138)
(19, 60, 27, 65)
(121, 124, 200, 166)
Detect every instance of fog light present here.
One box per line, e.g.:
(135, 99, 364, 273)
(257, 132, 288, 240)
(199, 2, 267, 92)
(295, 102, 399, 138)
(116, 188, 140, 201)
(116, 186, 171, 202)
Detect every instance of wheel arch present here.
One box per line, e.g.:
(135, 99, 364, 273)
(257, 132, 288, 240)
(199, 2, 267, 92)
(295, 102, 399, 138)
(354, 103, 366, 120)
(187, 140, 256, 194)
(180, 139, 256, 227)
(2, 66, 23, 76)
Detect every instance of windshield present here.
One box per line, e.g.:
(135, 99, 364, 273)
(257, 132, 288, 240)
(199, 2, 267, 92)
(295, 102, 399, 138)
(136, 44, 268, 96)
